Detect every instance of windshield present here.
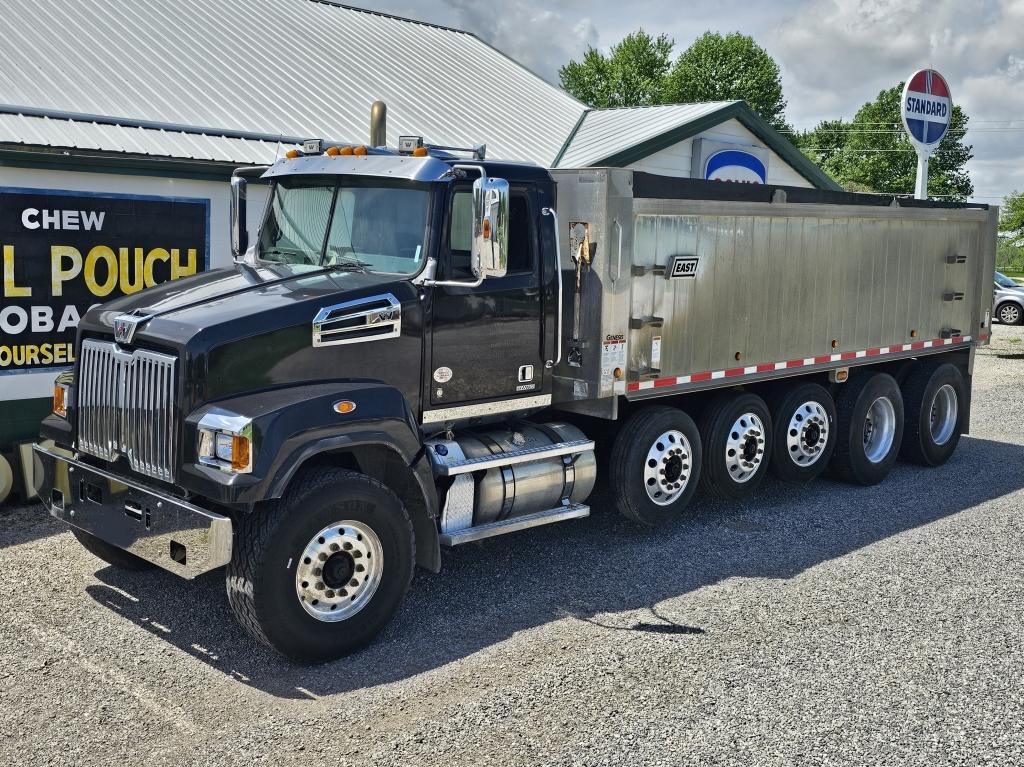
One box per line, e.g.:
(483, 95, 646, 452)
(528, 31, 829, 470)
(258, 178, 430, 275)
(995, 271, 1018, 288)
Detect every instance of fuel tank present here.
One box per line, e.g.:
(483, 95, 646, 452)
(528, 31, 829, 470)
(453, 422, 596, 525)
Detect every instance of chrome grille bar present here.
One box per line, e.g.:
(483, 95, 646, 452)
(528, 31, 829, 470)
(77, 339, 177, 483)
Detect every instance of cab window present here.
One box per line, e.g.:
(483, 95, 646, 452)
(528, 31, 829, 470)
(448, 188, 535, 277)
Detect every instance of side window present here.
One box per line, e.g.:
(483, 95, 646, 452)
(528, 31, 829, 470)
(446, 188, 535, 277)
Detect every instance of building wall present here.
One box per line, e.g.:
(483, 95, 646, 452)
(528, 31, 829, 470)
(0, 164, 268, 406)
(627, 118, 813, 188)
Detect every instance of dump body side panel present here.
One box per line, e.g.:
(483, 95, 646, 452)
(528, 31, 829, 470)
(549, 170, 997, 408)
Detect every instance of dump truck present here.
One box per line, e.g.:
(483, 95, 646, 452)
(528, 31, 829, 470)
(33, 120, 998, 662)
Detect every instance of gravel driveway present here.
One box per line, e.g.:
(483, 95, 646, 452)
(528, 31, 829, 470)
(2, 324, 1022, 766)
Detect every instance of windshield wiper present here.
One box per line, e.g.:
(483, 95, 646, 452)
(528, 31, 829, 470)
(323, 256, 372, 273)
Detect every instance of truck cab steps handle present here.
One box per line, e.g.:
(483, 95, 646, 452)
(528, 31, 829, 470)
(438, 502, 590, 545)
(429, 439, 595, 476)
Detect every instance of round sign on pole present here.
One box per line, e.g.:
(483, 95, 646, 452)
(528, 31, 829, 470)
(901, 69, 952, 151)
(901, 68, 952, 199)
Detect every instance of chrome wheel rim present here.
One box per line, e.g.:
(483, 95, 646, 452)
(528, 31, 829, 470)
(863, 397, 896, 464)
(999, 304, 1021, 324)
(929, 384, 958, 446)
(786, 401, 830, 467)
(643, 429, 692, 505)
(295, 520, 383, 622)
(725, 413, 766, 483)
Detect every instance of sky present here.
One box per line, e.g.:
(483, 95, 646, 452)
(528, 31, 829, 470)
(350, 0, 1024, 202)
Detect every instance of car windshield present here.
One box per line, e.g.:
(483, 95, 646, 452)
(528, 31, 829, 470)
(995, 271, 1018, 288)
(257, 178, 430, 275)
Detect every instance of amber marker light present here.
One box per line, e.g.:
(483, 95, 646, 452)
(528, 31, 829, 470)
(353, 145, 368, 156)
(412, 146, 428, 157)
(285, 149, 300, 159)
(339, 146, 354, 155)
(482, 218, 492, 240)
(333, 400, 357, 414)
(230, 435, 251, 473)
(53, 384, 67, 418)
(325, 146, 341, 156)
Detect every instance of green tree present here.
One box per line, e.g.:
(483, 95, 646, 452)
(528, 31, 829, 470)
(1000, 190, 1024, 240)
(559, 30, 675, 108)
(799, 84, 973, 200)
(663, 32, 789, 131)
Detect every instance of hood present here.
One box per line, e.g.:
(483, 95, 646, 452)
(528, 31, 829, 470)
(82, 262, 404, 343)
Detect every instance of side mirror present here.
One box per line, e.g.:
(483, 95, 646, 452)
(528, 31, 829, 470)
(471, 177, 508, 280)
(230, 175, 248, 259)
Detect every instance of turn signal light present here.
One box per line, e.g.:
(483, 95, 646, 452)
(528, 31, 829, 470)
(53, 384, 67, 418)
(353, 145, 368, 156)
(333, 400, 357, 414)
(230, 435, 251, 472)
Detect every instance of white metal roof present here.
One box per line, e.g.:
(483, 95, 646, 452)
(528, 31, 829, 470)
(554, 102, 737, 168)
(0, 0, 585, 167)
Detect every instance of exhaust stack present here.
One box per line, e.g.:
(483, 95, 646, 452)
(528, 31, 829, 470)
(370, 101, 387, 147)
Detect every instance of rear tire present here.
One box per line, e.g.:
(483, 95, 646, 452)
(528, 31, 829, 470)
(766, 382, 837, 483)
(900, 362, 965, 466)
(609, 406, 702, 526)
(830, 372, 904, 485)
(226, 468, 414, 663)
(71, 527, 155, 571)
(697, 392, 772, 499)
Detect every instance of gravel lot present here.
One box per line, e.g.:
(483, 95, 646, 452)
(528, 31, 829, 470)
(2, 324, 1022, 767)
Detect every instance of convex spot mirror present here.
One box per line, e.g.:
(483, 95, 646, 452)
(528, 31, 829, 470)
(471, 177, 509, 280)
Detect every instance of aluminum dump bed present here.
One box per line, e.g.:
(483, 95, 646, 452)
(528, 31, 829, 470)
(550, 168, 998, 417)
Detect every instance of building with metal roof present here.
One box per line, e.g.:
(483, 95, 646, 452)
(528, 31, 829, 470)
(0, 0, 838, 489)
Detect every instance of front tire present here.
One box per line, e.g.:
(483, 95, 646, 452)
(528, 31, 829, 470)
(609, 406, 702, 526)
(996, 302, 1023, 325)
(226, 468, 414, 663)
(900, 362, 965, 466)
(830, 372, 904, 485)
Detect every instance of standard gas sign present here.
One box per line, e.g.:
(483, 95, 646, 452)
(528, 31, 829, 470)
(0, 188, 209, 372)
(901, 69, 951, 149)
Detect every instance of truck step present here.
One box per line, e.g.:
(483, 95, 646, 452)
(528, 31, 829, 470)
(438, 503, 590, 546)
(431, 439, 594, 476)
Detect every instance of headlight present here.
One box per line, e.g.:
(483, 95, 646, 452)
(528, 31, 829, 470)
(197, 410, 253, 473)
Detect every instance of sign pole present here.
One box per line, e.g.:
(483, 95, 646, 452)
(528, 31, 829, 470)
(914, 149, 930, 200)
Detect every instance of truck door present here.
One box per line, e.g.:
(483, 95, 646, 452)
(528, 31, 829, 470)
(428, 183, 546, 408)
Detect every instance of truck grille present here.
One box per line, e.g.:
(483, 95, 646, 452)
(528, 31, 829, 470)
(77, 339, 178, 483)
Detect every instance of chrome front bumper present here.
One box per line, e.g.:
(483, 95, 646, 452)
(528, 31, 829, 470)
(33, 444, 232, 579)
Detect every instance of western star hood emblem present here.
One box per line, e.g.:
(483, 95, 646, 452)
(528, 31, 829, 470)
(113, 312, 152, 344)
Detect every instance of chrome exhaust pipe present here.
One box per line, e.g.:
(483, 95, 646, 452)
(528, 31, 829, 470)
(370, 101, 387, 147)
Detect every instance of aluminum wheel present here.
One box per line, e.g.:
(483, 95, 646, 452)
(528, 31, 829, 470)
(725, 413, 766, 483)
(863, 396, 896, 464)
(786, 401, 830, 467)
(998, 303, 1022, 324)
(643, 429, 693, 505)
(295, 520, 383, 622)
(929, 383, 958, 446)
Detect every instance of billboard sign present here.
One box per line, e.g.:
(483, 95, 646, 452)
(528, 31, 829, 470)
(0, 188, 209, 374)
(901, 69, 952, 150)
